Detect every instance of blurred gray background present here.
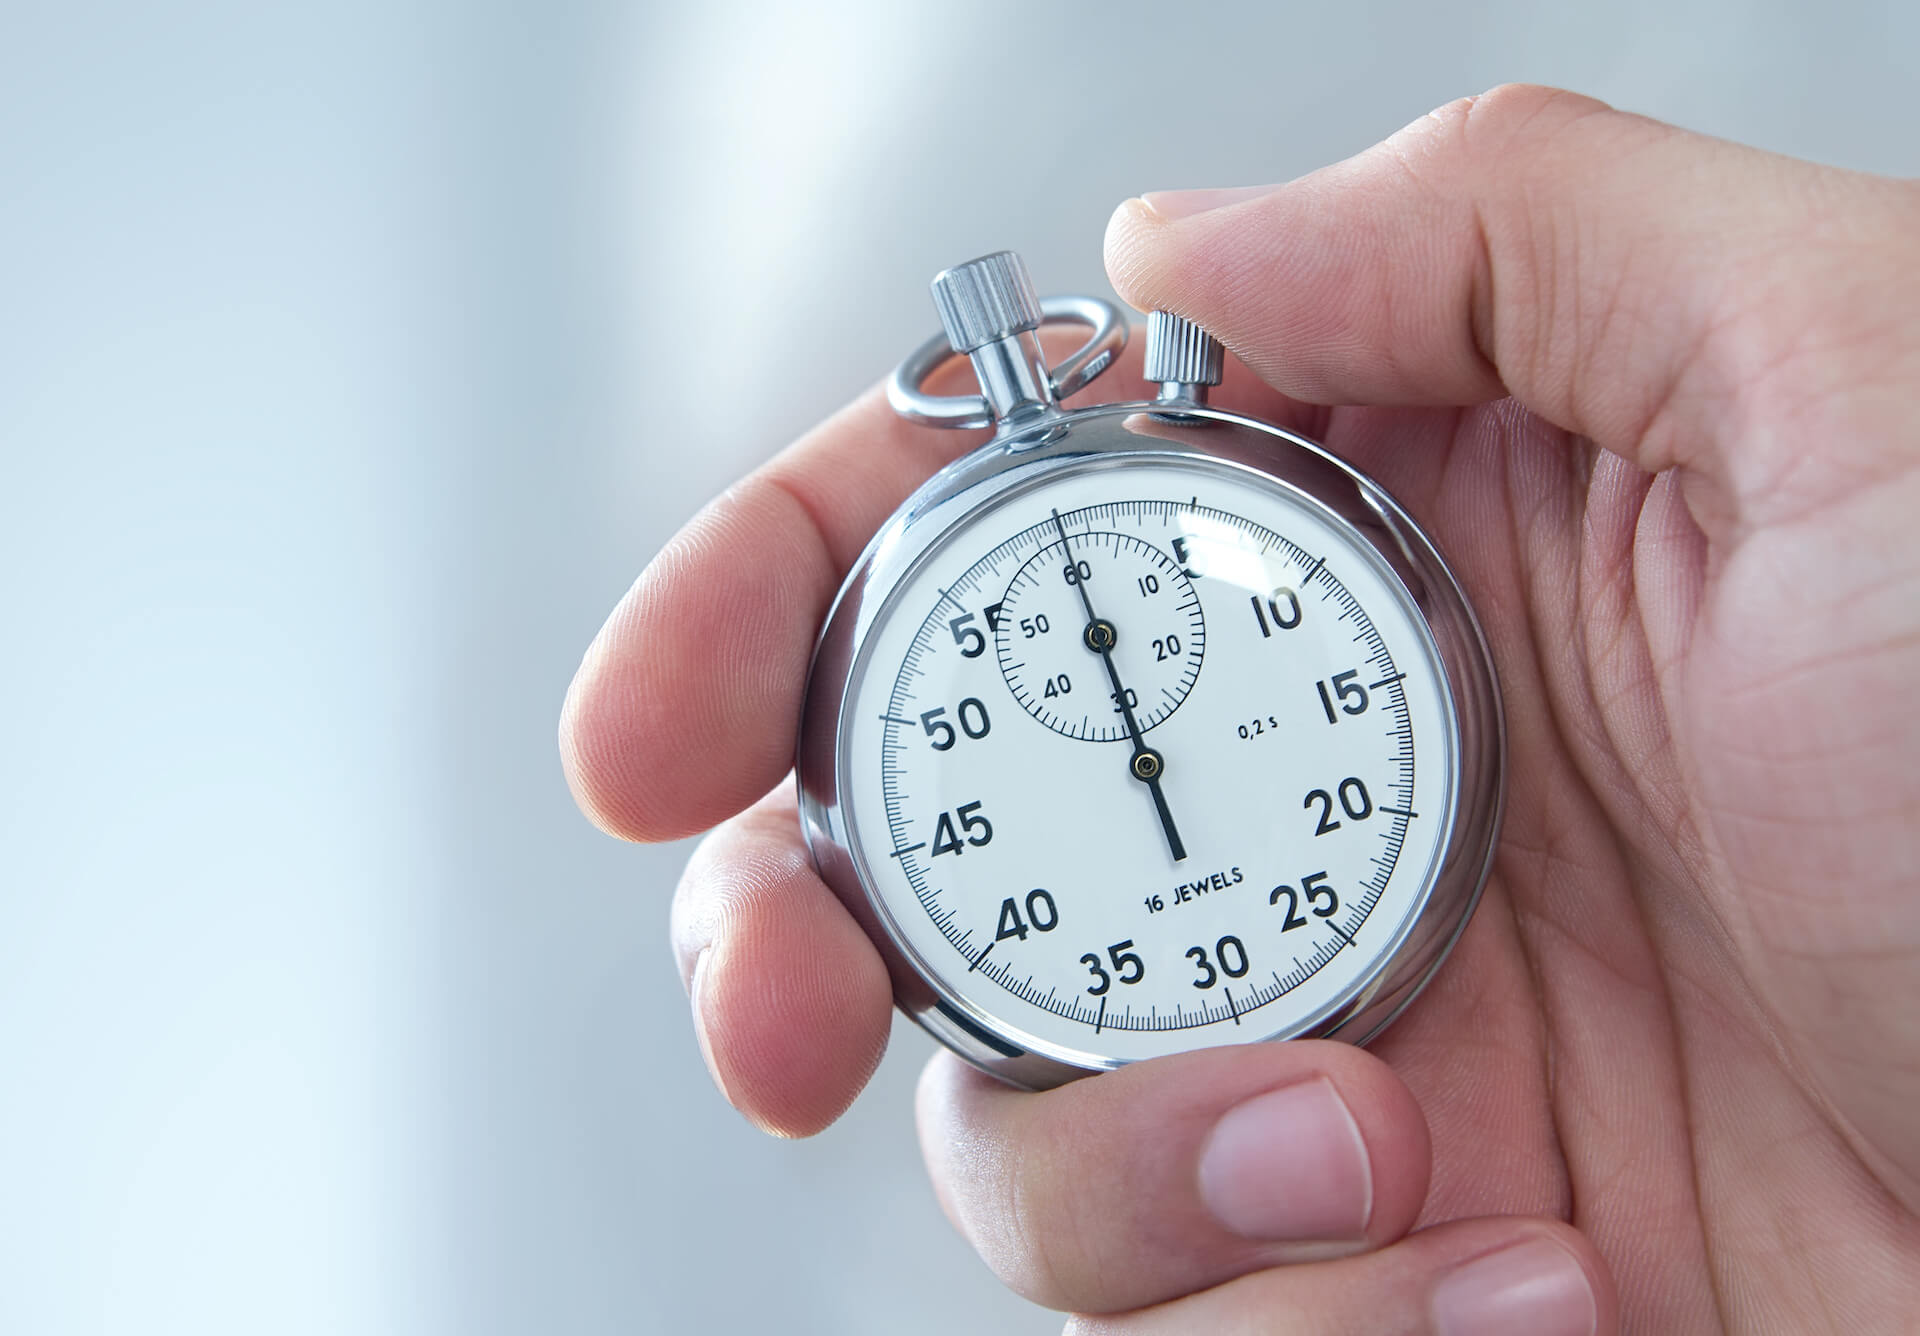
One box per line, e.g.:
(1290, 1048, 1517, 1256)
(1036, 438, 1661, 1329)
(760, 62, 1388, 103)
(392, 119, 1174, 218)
(2, 2, 1915, 1332)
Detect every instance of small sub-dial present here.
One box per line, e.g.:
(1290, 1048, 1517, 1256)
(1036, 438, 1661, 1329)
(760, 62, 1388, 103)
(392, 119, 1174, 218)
(994, 528, 1205, 740)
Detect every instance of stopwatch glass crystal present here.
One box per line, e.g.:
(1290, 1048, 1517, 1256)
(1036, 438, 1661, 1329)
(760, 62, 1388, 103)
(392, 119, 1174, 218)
(835, 451, 1458, 1070)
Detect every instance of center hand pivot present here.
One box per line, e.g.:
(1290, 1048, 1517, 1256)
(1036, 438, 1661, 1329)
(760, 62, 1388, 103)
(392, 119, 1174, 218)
(1053, 511, 1188, 863)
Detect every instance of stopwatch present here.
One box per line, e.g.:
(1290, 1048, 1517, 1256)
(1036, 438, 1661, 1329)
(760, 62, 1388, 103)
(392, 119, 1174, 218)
(797, 252, 1503, 1090)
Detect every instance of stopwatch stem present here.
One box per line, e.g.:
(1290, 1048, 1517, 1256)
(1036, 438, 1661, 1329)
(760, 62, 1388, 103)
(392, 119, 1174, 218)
(930, 252, 1058, 426)
(1050, 510, 1189, 863)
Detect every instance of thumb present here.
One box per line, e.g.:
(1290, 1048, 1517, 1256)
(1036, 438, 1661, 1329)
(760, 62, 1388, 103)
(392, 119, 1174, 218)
(1105, 84, 1920, 506)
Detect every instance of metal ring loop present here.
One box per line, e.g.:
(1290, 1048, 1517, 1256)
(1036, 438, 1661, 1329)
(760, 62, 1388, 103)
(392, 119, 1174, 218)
(886, 295, 1129, 430)
(1042, 295, 1127, 400)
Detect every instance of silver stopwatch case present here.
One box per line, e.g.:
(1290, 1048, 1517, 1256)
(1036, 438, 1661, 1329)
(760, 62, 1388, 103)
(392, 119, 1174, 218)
(797, 253, 1504, 1090)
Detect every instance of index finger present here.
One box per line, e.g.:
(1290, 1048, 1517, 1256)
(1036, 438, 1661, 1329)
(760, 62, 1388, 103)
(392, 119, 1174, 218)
(1105, 84, 1920, 525)
(560, 381, 976, 842)
(560, 339, 1301, 843)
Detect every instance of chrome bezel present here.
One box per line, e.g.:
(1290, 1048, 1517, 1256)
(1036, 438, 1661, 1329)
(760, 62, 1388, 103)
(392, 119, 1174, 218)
(797, 404, 1504, 1090)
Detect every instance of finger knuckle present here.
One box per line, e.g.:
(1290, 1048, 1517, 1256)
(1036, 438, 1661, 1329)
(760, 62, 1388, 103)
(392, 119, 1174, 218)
(1457, 83, 1612, 148)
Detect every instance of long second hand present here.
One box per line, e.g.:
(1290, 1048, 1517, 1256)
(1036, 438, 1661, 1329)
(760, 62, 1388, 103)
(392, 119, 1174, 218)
(1052, 509, 1188, 862)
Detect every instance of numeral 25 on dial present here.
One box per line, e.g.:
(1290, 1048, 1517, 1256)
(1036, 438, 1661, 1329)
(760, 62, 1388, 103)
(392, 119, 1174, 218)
(1269, 872, 1339, 929)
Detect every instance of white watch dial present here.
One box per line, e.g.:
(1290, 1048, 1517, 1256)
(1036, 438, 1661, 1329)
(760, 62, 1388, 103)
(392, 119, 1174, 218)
(841, 457, 1458, 1069)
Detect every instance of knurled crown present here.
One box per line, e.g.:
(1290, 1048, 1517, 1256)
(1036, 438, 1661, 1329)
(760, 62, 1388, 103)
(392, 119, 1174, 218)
(1143, 310, 1224, 386)
(930, 251, 1043, 354)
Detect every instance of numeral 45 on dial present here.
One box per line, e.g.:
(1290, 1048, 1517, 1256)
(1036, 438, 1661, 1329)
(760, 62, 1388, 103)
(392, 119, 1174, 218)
(931, 801, 993, 856)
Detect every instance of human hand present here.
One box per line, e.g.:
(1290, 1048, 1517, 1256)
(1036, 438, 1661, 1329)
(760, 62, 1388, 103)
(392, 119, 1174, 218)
(562, 85, 1920, 1333)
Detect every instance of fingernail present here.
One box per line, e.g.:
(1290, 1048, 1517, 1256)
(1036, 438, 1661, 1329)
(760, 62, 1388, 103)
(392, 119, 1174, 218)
(1196, 1078, 1372, 1243)
(1431, 1238, 1598, 1336)
(1139, 184, 1277, 220)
